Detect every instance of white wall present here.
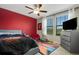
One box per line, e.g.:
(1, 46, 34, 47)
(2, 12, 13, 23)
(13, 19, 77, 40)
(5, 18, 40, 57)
(75, 8, 79, 30)
(37, 19, 42, 38)
(68, 8, 76, 19)
(42, 18, 47, 36)
(68, 8, 79, 30)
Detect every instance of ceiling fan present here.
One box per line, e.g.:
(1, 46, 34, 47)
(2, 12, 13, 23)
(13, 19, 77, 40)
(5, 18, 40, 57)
(25, 4, 47, 16)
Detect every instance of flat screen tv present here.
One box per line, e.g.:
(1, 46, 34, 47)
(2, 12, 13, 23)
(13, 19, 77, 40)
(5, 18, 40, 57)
(63, 17, 77, 30)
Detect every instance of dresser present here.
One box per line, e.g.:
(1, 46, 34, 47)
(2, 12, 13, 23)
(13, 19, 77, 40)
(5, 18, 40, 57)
(61, 30, 79, 53)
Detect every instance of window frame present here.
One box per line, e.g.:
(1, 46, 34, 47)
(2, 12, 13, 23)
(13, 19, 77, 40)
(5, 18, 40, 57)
(47, 17, 53, 35)
(56, 15, 68, 35)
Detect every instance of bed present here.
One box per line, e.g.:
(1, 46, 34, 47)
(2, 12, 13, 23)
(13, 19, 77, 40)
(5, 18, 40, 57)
(0, 30, 39, 55)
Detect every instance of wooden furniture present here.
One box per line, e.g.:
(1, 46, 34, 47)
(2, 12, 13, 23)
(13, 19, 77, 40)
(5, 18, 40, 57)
(61, 30, 79, 53)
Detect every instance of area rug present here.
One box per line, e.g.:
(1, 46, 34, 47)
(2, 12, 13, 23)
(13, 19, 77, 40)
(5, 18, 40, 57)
(37, 41, 59, 55)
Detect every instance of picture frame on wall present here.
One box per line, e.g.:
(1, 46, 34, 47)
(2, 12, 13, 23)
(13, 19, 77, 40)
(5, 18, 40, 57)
(38, 23, 42, 30)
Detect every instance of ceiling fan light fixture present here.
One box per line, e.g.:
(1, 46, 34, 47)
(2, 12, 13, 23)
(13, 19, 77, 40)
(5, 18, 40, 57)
(33, 10, 39, 14)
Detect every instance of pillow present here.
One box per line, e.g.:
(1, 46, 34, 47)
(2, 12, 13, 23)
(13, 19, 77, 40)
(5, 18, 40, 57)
(23, 33, 30, 37)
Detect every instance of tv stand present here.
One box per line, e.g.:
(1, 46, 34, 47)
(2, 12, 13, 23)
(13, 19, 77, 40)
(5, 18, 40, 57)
(61, 30, 79, 53)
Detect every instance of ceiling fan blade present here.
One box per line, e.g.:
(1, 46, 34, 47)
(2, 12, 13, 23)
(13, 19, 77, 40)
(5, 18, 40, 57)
(25, 6, 33, 10)
(38, 4, 42, 8)
(37, 13, 40, 16)
(28, 11, 33, 14)
(40, 10, 47, 13)
(34, 4, 37, 8)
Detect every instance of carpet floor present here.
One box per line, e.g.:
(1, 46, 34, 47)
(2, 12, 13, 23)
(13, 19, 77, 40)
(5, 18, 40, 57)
(36, 41, 59, 55)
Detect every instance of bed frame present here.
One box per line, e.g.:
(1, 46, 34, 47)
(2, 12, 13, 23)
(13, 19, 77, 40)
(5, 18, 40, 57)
(0, 30, 22, 35)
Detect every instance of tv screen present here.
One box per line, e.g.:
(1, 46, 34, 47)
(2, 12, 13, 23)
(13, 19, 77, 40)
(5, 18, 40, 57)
(63, 17, 77, 30)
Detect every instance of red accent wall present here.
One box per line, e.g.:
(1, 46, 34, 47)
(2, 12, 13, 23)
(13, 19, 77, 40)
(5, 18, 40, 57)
(0, 8, 37, 35)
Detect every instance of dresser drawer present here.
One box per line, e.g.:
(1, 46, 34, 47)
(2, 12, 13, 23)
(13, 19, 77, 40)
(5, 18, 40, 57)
(61, 40, 70, 46)
(61, 31, 71, 36)
(61, 43, 70, 51)
(64, 45, 70, 51)
(61, 36, 71, 42)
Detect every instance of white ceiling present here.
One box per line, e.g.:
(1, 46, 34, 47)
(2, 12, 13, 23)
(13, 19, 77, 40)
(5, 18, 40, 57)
(0, 4, 79, 19)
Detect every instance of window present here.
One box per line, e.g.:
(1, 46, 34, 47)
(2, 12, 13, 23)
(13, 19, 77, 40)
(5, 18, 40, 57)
(56, 15, 68, 35)
(47, 17, 53, 34)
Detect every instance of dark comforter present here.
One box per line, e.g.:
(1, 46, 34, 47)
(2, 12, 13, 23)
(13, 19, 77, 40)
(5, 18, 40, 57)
(0, 36, 38, 55)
